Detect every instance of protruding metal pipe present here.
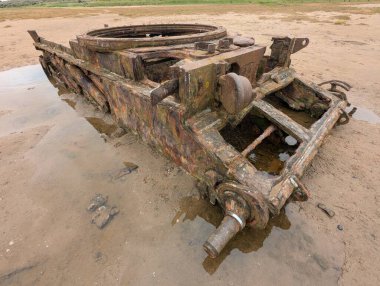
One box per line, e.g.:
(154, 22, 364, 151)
(150, 78, 178, 106)
(241, 124, 277, 157)
(203, 214, 243, 258)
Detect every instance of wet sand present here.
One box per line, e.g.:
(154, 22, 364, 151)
(0, 4, 380, 286)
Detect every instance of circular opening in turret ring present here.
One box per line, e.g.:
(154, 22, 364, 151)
(77, 24, 227, 51)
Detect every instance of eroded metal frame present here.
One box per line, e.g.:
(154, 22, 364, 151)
(28, 25, 350, 258)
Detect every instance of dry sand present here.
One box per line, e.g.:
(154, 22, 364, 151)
(0, 3, 379, 286)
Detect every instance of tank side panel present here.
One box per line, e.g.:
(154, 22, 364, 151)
(70, 40, 126, 77)
(103, 78, 216, 177)
(39, 48, 216, 179)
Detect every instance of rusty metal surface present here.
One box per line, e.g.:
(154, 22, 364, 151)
(219, 72, 253, 114)
(77, 24, 227, 51)
(28, 24, 350, 258)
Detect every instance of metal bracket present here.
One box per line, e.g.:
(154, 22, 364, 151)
(27, 30, 41, 43)
(292, 38, 310, 54)
(337, 108, 350, 125)
(290, 175, 310, 201)
(319, 79, 352, 104)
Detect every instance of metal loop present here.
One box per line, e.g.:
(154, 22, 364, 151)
(318, 79, 352, 91)
(337, 109, 350, 125)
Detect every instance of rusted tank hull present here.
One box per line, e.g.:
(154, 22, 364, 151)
(37, 44, 216, 178)
(29, 24, 350, 258)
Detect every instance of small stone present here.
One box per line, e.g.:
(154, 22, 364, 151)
(337, 224, 344, 231)
(87, 194, 108, 212)
(91, 206, 119, 229)
(123, 161, 138, 172)
(109, 207, 119, 216)
(111, 163, 138, 181)
(317, 203, 335, 218)
(9, 241, 14, 246)
(94, 251, 103, 262)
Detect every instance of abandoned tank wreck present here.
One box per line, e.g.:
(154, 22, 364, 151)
(28, 24, 351, 258)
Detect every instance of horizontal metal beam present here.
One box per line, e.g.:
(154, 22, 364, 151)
(251, 100, 311, 142)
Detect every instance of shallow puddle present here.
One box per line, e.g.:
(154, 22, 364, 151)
(0, 65, 345, 285)
(220, 112, 299, 175)
(346, 105, 380, 124)
(172, 196, 293, 274)
(247, 137, 298, 175)
(62, 98, 77, 109)
(85, 117, 118, 136)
